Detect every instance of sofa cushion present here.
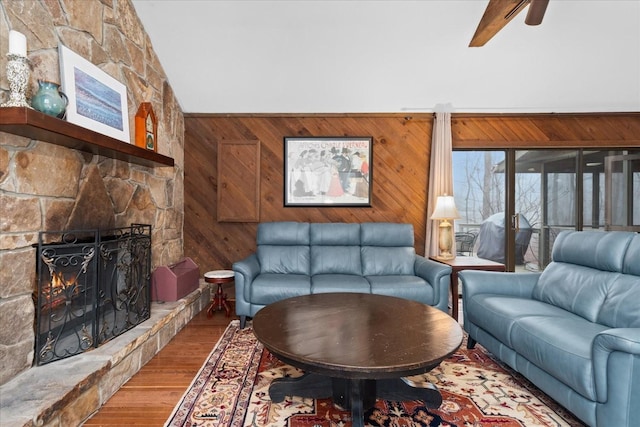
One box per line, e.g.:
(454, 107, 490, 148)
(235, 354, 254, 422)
(311, 246, 362, 275)
(530, 230, 637, 323)
(466, 295, 572, 348)
(311, 274, 370, 294)
(360, 223, 415, 275)
(367, 275, 434, 305)
(598, 274, 640, 328)
(550, 230, 634, 273)
(257, 222, 311, 274)
(532, 263, 613, 322)
(361, 222, 414, 247)
(250, 273, 311, 305)
(310, 222, 360, 245)
(510, 316, 609, 401)
(622, 234, 640, 276)
(361, 247, 415, 276)
(257, 221, 310, 245)
(257, 246, 310, 275)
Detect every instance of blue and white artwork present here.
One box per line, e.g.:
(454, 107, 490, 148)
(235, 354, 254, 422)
(73, 67, 124, 131)
(59, 43, 129, 142)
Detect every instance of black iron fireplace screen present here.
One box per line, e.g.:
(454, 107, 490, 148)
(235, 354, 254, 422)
(35, 224, 151, 365)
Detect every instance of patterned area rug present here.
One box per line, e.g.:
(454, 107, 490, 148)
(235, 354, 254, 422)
(166, 320, 586, 427)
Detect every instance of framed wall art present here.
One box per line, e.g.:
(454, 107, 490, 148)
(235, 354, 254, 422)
(59, 43, 130, 143)
(284, 136, 372, 207)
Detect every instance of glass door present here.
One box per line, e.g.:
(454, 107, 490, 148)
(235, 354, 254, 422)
(513, 150, 578, 271)
(453, 148, 640, 272)
(605, 153, 640, 231)
(452, 150, 506, 261)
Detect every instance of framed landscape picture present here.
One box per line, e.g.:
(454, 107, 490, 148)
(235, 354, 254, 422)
(284, 136, 372, 207)
(59, 43, 130, 143)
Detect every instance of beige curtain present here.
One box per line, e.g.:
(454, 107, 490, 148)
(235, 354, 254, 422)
(425, 110, 454, 257)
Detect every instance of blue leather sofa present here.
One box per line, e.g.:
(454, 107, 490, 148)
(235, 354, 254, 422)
(460, 230, 640, 427)
(233, 221, 452, 328)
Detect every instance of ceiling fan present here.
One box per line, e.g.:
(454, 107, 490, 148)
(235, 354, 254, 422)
(469, 0, 550, 47)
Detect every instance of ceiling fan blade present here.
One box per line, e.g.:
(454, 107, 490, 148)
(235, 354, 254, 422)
(469, 0, 531, 47)
(525, 0, 549, 25)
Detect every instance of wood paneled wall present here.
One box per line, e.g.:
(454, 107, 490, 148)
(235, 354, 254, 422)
(184, 114, 433, 271)
(184, 113, 640, 272)
(452, 113, 640, 148)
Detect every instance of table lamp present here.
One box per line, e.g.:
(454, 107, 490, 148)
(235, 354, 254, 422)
(431, 194, 460, 260)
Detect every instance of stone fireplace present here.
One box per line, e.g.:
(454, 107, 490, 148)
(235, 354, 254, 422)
(0, 147, 174, 386)
(0, 0, 185, 389)
(0, 2, 191, 424)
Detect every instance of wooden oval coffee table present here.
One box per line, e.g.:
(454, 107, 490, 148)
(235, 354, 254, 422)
(252, 292, 463, 427)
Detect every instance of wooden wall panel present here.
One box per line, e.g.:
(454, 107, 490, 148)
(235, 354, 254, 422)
(452, 113, 640, 148)
(184, 114, 432, 271)
(217, 140, 260, 222)
(184, 112, 640, 272)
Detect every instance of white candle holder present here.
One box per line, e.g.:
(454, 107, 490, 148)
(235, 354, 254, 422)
(1, 54, 31, 108)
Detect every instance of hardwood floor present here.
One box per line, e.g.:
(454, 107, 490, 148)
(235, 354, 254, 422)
(84, 308, 236, 426)
(84, 299, 461, 426)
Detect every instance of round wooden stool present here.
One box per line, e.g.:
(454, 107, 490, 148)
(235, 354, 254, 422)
(204, 270, 234, 317)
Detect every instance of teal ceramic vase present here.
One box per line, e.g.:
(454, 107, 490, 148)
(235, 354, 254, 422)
(31, 80, 68, 118)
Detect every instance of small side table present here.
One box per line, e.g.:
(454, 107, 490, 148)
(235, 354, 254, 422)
(429, 256, 506, 321)
(204, 270, 234, 317)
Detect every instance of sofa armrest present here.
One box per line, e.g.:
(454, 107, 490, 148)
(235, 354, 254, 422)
(459, 270, 540, 301)
(232, 254, 260, 307)
(593, 328, 640, 403)
(233, 253, 260, 278)
(414, 255, 451, 311)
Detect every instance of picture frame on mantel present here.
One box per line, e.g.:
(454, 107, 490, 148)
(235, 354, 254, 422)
(59, 43, 130, 143)
(284, 136, 373, 207)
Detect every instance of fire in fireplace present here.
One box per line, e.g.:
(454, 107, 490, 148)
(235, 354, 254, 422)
(35, 224, 151, 365)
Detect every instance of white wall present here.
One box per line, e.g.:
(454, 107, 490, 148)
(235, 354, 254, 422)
(133, 0, 640, 113)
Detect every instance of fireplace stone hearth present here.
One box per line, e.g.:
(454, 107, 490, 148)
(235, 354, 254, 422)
(0, 283, 210, 427)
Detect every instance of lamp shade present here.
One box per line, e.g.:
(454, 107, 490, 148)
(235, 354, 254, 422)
(430, 195, 460, 220)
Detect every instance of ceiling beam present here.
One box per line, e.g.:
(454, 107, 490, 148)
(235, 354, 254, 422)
(469, 0, 531, 47)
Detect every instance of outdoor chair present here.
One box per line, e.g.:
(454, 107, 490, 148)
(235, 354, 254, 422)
(455, 231, 478, 256)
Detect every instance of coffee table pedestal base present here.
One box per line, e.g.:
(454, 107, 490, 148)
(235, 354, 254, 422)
(269, 373, 442, 427)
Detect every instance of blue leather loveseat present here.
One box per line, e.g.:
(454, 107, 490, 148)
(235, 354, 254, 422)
(460, 230, 640, 427)
(233, 221, 452, 328)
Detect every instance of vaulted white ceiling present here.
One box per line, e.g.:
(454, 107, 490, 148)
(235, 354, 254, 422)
(132, 0, 640, 114)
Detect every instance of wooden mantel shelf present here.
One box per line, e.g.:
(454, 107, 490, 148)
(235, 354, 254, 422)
(0, 107, 174, 167)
